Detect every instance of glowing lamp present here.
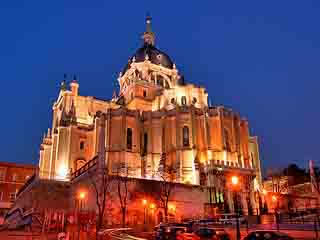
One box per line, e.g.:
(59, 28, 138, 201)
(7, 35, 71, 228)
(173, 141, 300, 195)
(142, 199, 147, 205)
(79, 192, 86, 199)
(57, 165, 68, 180)
(262, 189, 267, 195)
(150, 203, 156, 209)
(231, 176, 239, 185)
(272, 195, 277, 202)
(169, 204, 176, 211)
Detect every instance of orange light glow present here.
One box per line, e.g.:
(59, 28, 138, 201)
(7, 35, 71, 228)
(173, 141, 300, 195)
(150, 203, 156, 209)
(168, 204, 176, 211)
(79, 192, 86, 199)
(231, 176, 239, 185)
(142, 199, 147, 205)
(262, 189, 267, 195)
(272, 195, 277, 202)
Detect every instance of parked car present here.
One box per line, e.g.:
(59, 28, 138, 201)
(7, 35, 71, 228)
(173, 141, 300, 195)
(176, 227, 230, 240)
(219, 214, 246, 225)
(197, 219, 221, 225)
(243, 231, 293, 240)
(155, 224, 188, 240)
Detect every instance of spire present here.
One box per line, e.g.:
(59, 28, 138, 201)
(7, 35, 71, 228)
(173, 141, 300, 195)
(60, 74, 67, 91)
(142, 13, 155, 46)
(146, 13, 152, 33)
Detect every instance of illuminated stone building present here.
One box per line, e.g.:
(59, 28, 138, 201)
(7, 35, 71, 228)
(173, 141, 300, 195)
(37, 15, 262, 215)
(0, 162, 35, 214)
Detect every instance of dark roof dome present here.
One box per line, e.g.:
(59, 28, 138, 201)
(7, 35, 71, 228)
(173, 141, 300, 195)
(123, 43, 174, 73)
(122, 15, 174, 74)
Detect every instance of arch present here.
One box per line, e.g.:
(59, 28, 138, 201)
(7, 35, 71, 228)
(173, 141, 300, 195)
(181, 96, 187, 105)
(76, 159, 86, 170)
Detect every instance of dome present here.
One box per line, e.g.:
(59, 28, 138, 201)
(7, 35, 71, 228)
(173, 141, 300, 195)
(122, 15, 174, 74)
(123, 43, 174, 74)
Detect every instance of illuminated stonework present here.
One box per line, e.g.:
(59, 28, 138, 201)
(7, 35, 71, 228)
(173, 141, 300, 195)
(38, 16, 262, 199)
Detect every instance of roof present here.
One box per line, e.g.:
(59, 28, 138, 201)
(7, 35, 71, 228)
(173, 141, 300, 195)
(122, 43, 174, 74)
(0, 161, 36, 169)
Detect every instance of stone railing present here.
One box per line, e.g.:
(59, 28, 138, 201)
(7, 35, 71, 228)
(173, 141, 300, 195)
(70, 156, 98, 180)
(16, 173, 37, 197)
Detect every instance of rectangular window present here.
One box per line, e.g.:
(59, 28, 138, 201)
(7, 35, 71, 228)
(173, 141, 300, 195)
(9, 192, 16, 202)
(142, 133, 148, 156)
(127, 128, 133, 150)
(80, 141, 85, 150)
(183, 126, 190, 147)
(0, 169, 5, 181)
(0, 192, 2, 201)
(12, 174, 17, 182)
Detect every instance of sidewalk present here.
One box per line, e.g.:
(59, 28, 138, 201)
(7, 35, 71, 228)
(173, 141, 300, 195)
(0, 231, 58, 240)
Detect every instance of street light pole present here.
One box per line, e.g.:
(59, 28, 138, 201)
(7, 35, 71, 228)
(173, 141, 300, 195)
(235, 192, 241, 240)
(142, 199, 147, 225)
(272, 195, 279, 231)
(231, 176, 241, 240)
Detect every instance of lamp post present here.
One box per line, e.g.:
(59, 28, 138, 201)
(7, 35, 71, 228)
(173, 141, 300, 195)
(149, 203, 156, 225)
(231, 175, 241, 240)
(142, 199, 147, 225)
(272, 195, 279, 231)
(78, 191, 86, 240)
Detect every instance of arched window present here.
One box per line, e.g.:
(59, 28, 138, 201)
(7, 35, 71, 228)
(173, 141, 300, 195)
(80, 141, 85, 150)
(192, 97, 197, 104)
(143, 90, 147, 98)
(142, 132, 148, 156)
(181, 96, 187, 105)
(171, 98, 175, 104)
(183, 126, 189, 147)
(127, 128, 133, 150)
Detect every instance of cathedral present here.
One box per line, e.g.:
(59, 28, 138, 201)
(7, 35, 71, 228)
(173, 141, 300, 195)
(37, 15, 262, 216)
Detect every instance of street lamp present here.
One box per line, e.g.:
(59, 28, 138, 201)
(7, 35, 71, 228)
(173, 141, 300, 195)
(78, 191, 86, 240)
(142, 199, 148, 225)
(272, 195, 280, 231)
(78, 191, 86, 211)
(231, 175, 241, 240)
(149, 203, 156, 224)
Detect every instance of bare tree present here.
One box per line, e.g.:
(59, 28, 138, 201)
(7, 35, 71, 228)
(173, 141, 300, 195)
(88, 165, 111, 239)
(113, 163, 132, 227)
(157, 165, 176, 223)
(310, 165, 320, 196)
(267, 168, 288, 193)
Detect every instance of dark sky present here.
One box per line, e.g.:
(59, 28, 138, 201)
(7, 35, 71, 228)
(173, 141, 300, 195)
(1, 1, 319, 171)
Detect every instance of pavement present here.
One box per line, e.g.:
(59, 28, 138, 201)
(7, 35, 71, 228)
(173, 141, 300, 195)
(225, 228, 317, 240)
(1, 225, 319, 240)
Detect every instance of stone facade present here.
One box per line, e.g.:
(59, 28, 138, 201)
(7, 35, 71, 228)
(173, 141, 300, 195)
(36, 16, 262, 216)
(0, 162, 36, 214)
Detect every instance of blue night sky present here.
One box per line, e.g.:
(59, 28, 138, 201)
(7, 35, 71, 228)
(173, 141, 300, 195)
(1, 1, 319, 172)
